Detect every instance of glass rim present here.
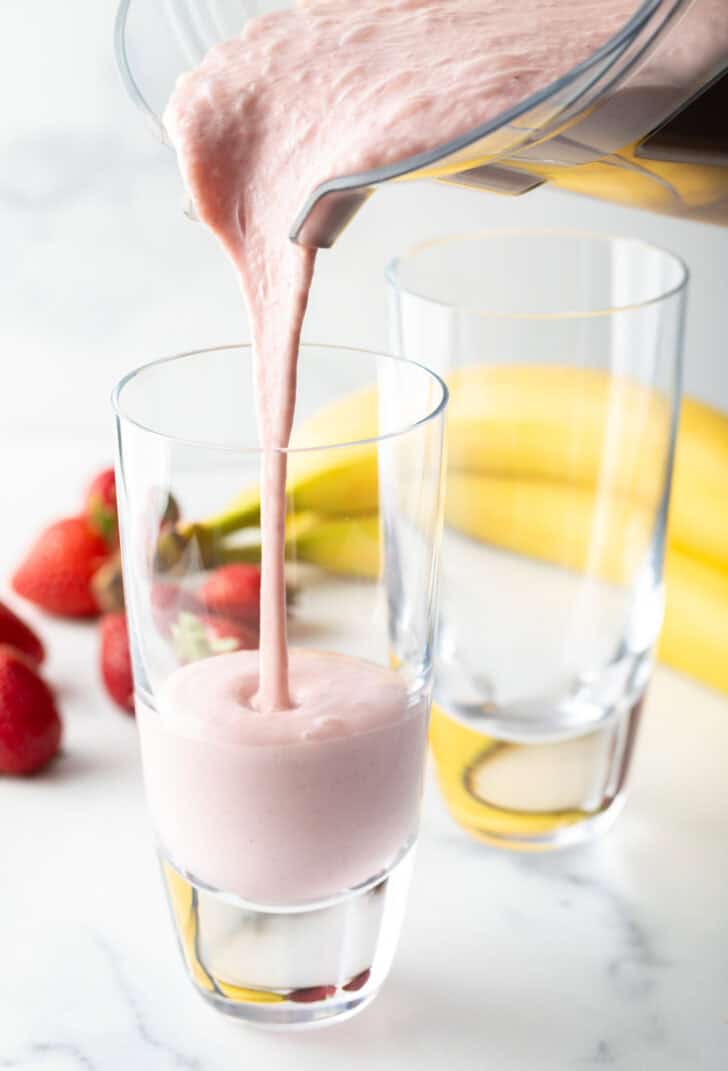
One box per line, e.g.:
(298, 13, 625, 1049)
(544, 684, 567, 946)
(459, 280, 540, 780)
(385, 228, 690, 320)
(111, 342, 449, 454)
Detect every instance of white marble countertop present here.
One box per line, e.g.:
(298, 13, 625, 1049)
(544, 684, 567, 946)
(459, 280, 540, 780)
(2, 4, 727, 1065)
(1, 442, 727, 1070)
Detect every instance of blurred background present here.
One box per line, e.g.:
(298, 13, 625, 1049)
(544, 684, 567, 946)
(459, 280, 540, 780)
(3, 0, 728, 450)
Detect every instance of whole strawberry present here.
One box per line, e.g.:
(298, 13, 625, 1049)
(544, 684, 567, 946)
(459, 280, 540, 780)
(0, 600, 45, 666)
(199, 564, 261, 622)
(100, 612, 134, 714)
(85, 467, 118, 547)
(12, 517, 109, 618)
(0, 646, 62, 774)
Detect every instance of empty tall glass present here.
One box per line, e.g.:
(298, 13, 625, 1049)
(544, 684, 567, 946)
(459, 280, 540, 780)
(388, 232, 687, 850)
(113, 344, 446, 1026)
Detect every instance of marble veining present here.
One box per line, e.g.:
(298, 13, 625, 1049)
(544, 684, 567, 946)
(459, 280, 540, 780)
(565, 871, 670, 1060)
(1, 445, 727, 1069)
(5, 1043, 97, 1071)
(589, 1039, 617, 1066)
(93, 937, 204, 1071)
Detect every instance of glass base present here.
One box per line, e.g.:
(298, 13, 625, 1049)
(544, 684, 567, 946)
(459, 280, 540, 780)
(199, 988, 377, 1030)
(160, 846, 415, 1028)
(429, 693, 644, 850)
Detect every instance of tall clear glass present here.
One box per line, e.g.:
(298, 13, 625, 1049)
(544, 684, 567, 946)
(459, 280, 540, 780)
(387, 232, 687, 850)
(112, 344, 446, 1027)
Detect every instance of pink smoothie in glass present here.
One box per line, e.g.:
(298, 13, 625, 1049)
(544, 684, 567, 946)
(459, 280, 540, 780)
(139, 650, 428, 905)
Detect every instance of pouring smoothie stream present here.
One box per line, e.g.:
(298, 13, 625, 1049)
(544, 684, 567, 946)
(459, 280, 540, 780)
(163, 0, 638, 716)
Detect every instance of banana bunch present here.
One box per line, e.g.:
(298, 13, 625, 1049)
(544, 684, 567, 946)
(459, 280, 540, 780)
(163, 366, 728, 695)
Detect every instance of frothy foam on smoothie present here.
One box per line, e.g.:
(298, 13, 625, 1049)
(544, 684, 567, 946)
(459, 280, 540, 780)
(140, 650, 428, 903)
(164, 0, 640, 712)
(159, 649, 413, 746)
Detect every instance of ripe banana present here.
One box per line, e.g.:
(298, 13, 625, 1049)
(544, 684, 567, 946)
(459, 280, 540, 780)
(294, 514, 380, 579)
(659, 549, 728, 695)
(274, 494, 728, 695)
(446, 367, 728, 570)
(185, 365, 726, 571)
(444, 474, 728, 696)
(189, 512, 381, 579)
(154, 366, 728, 695)
(446, 364, 671, 500)
(670, 399, 728, 571)
(444, 473, 652, 586)
(199, 450, 378, 540)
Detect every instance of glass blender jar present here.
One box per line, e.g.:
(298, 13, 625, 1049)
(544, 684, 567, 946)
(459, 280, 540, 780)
(115, 0, 728, 244)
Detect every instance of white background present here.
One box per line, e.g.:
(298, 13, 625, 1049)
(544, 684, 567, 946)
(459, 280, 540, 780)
(2, 0, 728, 451)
